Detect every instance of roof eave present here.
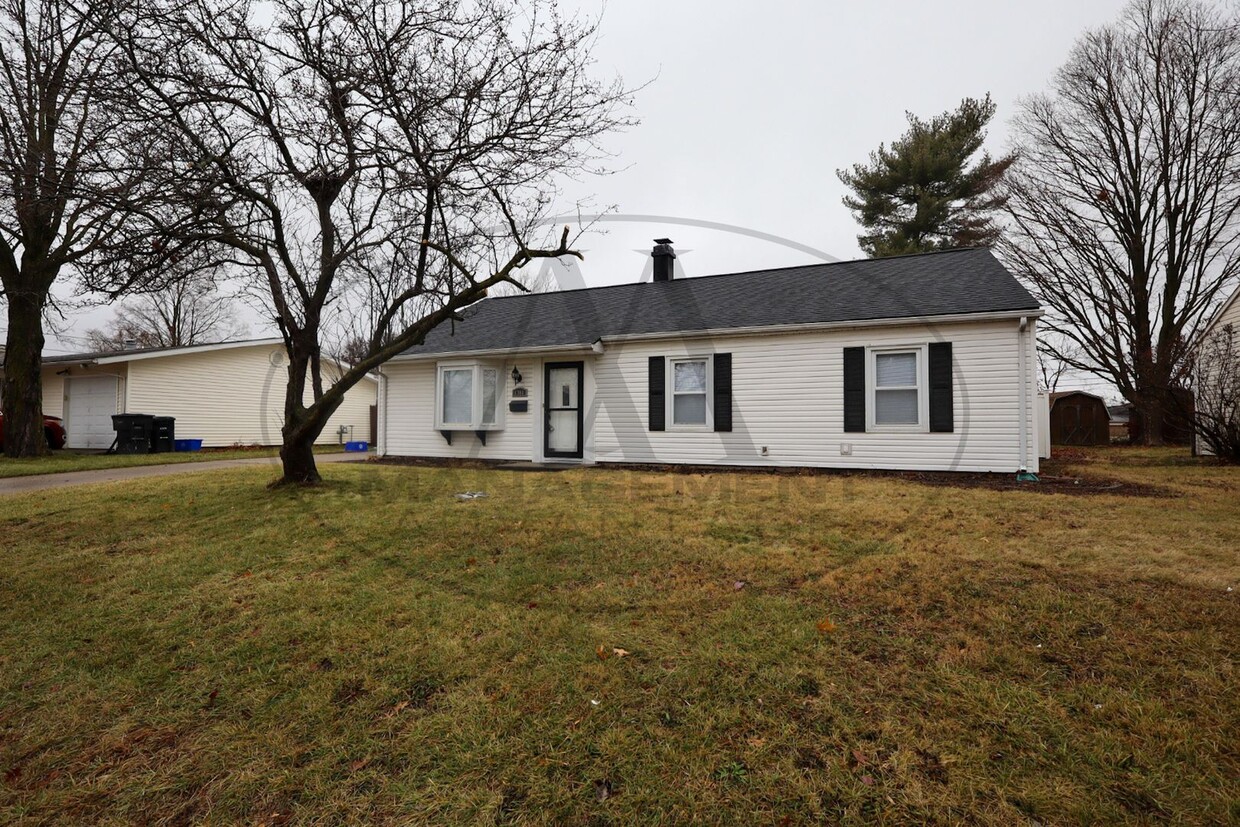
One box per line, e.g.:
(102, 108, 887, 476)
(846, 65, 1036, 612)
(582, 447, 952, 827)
(388, 343, 596, 363)
(387, 307, 1045, 360)
(91, 337, 285, 364)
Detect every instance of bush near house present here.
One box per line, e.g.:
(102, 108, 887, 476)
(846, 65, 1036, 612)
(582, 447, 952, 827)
(0, 448, 1236, 824)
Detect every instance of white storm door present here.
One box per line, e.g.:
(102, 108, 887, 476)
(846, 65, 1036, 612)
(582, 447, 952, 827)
(544, 362, 583, 458)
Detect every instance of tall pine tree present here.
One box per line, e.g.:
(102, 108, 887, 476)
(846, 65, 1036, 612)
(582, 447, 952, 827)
(838, 95, 1015, 258)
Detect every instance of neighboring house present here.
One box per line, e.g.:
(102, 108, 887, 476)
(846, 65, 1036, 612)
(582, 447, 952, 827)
(1195, 282, 1240, 456)
(377, 245, 1045, 474)
(31, 339, 375, 449)
(1048, 391, 1111, 446)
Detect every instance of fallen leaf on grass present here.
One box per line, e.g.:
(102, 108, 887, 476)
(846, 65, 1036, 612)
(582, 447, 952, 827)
(349, 758, 370, 773)
(861, 774, 875, 786)
(596, 645, 610, 661)
(733, 581, 747, 591)
(612, 648, 631, 658)
(816, 617, 837, 634)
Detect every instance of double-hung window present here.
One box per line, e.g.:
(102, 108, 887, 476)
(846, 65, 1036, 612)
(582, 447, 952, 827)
(671, 357, 710, 427)
(869, 347, 925, 430)
(437, 363, 502, 429)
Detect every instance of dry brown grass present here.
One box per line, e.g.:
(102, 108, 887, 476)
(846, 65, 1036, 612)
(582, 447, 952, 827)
(0, 445, 1235, 824)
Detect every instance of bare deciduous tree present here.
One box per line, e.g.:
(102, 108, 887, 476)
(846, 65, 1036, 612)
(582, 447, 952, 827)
(1002, 0, 1240, 444)
(122, 0, 631, 484)
(86, 270, 249, 351)
(1037, 343, 1075, 393)
(0, 0, 190, 456)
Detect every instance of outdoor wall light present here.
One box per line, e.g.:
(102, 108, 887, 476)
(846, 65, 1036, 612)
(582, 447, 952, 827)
(511, 366, 522, 385)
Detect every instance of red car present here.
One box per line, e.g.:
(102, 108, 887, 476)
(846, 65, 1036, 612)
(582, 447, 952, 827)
(0, 414, 67, 450)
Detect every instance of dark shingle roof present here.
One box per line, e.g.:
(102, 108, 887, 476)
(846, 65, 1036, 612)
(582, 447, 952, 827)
(400, 247, 1039, 357)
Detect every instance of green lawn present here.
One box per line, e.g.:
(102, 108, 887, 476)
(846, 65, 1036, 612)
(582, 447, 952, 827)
(0, 444, 346, 479)
(0, 448, 1236, 824)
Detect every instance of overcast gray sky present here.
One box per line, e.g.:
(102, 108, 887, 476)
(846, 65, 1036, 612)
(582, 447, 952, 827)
(47, 0, 1132, 394)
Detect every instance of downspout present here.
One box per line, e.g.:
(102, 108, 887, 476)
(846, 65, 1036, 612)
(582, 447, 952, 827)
(1016, 317, 1038, 481)
(377, 370, 388, 457)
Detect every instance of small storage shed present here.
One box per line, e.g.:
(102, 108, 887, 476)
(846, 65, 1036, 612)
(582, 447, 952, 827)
(1049, 391, 1111, 445)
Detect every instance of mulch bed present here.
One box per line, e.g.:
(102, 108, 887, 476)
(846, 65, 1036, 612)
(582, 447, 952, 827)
(369, 456, 1174, 498)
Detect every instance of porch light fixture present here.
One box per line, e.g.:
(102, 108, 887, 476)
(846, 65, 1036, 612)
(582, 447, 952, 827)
(511, 366, 522, 385)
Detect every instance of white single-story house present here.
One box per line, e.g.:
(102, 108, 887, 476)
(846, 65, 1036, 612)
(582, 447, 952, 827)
(377, 245, 1045, 474)
(26, 339, 376, 449)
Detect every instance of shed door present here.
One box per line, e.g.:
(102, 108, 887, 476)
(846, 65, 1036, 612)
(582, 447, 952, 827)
(65, 376, 119, 449)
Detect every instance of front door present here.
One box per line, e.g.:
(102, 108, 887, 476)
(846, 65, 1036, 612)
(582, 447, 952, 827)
(544, 361, 583, 459)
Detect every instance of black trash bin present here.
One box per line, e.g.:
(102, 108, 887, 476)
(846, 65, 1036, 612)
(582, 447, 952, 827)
(152, 416, 176, 453)
(112, 413, 155, 454)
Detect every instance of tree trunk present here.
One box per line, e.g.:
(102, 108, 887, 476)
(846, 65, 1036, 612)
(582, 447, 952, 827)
(278, 339, 321, 484)
(278, 428, 320, 484)
(275, 334, 345, 485)
(2, 290, 49, 458)
(1136, 392, 1166, 446)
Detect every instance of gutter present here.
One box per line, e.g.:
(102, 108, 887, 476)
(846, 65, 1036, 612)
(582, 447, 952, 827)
(596, 308, 1045, 345)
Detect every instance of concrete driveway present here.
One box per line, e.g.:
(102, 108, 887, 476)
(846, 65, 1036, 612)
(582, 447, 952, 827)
(0, 452, 370, 497)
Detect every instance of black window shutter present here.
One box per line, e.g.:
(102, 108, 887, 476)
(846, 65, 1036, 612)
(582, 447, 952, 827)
(713, 353, 732, 432)
(928, 342, 953, 432)
(843, 347, 865, 433)
(648, 356, 666, 431)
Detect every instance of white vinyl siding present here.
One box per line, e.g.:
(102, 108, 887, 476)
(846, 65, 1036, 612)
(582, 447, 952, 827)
(380, 317, 1039, 473)
(590, 319, 1037, 473)
(122, 346, 375, 448)
(383, 359, 539, 461)
(37, 347, 375, 448)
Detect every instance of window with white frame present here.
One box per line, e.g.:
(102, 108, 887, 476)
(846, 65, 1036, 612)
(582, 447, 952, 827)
(437, 363, 503, 429)
(871, 348, 924, 428)
(671, 357, 710, 426)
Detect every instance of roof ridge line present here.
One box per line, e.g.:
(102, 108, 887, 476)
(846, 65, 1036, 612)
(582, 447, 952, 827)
(474, 247, 992, 305)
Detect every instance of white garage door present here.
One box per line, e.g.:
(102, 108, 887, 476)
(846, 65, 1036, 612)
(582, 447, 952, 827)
(65, 376, 119, 449)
